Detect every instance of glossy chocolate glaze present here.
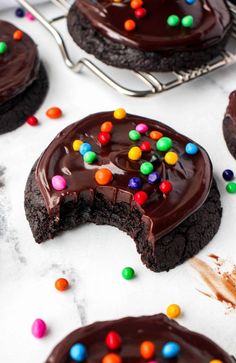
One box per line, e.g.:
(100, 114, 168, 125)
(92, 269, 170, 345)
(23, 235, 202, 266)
(75, 0, 232, 51)
(35, 112, 212, 243)
(45, 314, 234, 363)
(226, 90, 236, 124)
(0, 21, 39, 105)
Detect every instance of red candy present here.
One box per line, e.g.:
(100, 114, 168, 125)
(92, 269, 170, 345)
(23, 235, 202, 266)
(140, 141, 151, 152)
(134, 191, 148, 205)
(98, 132, 111, 145)
(105, 331, 122, 350)
(27, 116, 38, 126)
(135, 8, 147, 18)
(159, 180, 173, 194)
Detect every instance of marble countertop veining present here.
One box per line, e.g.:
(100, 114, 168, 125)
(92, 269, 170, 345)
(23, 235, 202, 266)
(1, 3, 236, 362)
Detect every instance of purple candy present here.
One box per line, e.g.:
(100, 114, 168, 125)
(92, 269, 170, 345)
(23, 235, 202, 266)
(52, 175, 67, 191)
(128, 177, 142, 190)
(148, 172, 161, 184)
(32, 319, 47, 339)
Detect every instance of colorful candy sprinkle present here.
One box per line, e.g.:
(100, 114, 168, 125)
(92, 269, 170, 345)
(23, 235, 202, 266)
(164, 151, 178, 166)
(186, 0, 196, 4)
(209, 360, 223, 363)
(70, 343, 87, 362)
(31, 319, 47, 339)
(128, 146, 142, 161)
(124, 19, 136, 31)
(222, 169, 234, 181)
(122, 267, 135, 280)
(128, 177, 142, 190)
(185, 143, 199, 155)
(46, 107, 62, 119)
(73, 140, 83, 151)
(148, 172, 161, 184)
(140, 341, 155, 360)
(15, 8, 25, 17)
(113, 108, 126, 120)
(134, 191, 148, 205)
(149, 131, 163, 141)
(156, 137, 173, 152)
(52, 175, 67, 191)
(55, 278, 69, 291)
(105, 331, 122, 350)
(140, 141, 151, 152)
(129, 130, 141, 141)
(135, 7, 147, 18)
(182, 15, 193, 27)
(136, 123, 148, 134)
(98, 132, 111, 145)
(95, 168, 113, 185)
(80, 143, 92, 156)
(167, 15, 180, 27)
(83, 151, 97, 164)
(166, 304, 181, 319)
(130, 0, 143, 9)
(226, 182, 236, 194)
(159, 180, 172, 194)
(140, 162, 154, 175)
(162, 342, 180, 359)
(102, 353, 122, 363)
(26, 12, 35, 21)
(101, 121, 113, 133)
(0, 42, 7, 55)
(13, 30, 23, 40)
(27, 115, 38, 126)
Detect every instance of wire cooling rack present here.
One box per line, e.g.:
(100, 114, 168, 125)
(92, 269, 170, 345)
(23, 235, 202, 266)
(18, 0, 236, 97)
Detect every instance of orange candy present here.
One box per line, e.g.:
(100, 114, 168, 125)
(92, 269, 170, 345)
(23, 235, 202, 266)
(149, 131, 163, 140)
(46, 107, 62, 119)
(124, 19, 136, 31)
(101, 121, 113, 133)
(140, 341, 155, 360)
(95, 168, 113, 185)
(130, 0, 143, 9)
(13, 30, 23, 40)
(55, 278, 69, 291)
(102, 353, 122, 363)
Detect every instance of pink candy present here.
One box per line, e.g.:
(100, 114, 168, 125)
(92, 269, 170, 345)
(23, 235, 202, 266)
(52, 175, 67, 191)
(32, 319, 47, 339)
(135, 123, 148, 133)
(26, 12, 35, 21)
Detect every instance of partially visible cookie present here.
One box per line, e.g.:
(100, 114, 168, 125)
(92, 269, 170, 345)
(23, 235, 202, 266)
(223, 91, 236, 159)
(0, 21, 48, 134)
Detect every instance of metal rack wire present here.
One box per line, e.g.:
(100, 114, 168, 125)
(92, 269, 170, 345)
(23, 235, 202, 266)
(17, 0, 236, 97)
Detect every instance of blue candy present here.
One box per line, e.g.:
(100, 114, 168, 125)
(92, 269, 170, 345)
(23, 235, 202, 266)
(15, 7, 25, 17)
(148, 172, 161, 184)
(128, 177, 142, 190)
(185, 143, 199, 155)
(70, 343, 87, 362)
(223, 169, 234, 181)
(80, 143, 92, 156)
(162, 342, 180, 359)
(185, 0, 196, 4)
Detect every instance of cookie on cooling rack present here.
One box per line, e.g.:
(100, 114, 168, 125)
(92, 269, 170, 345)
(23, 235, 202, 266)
(67, 0, 233, 72)
(0, 21, 48, 134)
(24, 110, 222, 272)
(223, 90, 236, 159)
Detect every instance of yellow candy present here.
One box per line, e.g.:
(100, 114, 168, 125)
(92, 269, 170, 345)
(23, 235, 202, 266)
(73, 139, 83, 151)
(209, 361, 223, 363)
(128, 146, 142, 161)
(166, 304, 181, 319)
(113, 108, 126, 120)
(164, 151, 178, 165)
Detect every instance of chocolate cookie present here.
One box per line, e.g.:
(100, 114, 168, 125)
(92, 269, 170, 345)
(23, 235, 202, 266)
(223, 91, 236, 159)
(67, 0, 232, 72)
(24, 111, 222, 272)
(0, 21, 48, 134)
(45, 314, 234, 363)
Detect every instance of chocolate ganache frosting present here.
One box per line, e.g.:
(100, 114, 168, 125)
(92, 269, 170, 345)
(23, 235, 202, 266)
(35, 111, 212, 243)
(225, 91, 236, 124)
(74, 0, 232, 51)
(0, 21, 39, 105)
(45, 314, 234, 363)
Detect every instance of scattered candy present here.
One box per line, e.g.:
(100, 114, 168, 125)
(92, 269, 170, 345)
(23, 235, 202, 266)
(0, 42, 7, 55)
(124, 19, 136, 31)
(27, 115, 38, 126)
(101, 121, 113, 133)
(129, 130, 141, 141)
(140, 141, 151, 152)
(46, 107, 62, 119)
(162, 342, 180, 359)
(80, 143, 92, 156)
(130, 0, 143, 9)
(98, 132, 111, 145)
(135, 123, 148, 134)
(140, 341, 155, 360)
(113, 108, 126, 120)
(135, 7, 147, 18)
(95, 168, 113, 185)
(226, 182, 236, 194)
(166, 304, 181, 319)
(182, 15, 193, 27)
(13, 30, 23, 40)
(134, 191, 148, 205)
(140, 162, 154, 175)
(122, 267, 135, 280)
(55, 278, 69, 291)
(222, 169, 234, 181)
(209, 361, 223, 363)
(164, 151, 178, 166)
(105, 331, 122, 350)
(26, 12, 35, 21)
(148, 172, 161, 184)
(149, 131, 163, 141)
(70, 343, 87, 362)
(185, 143, 198, 155)
(167, 15, 180, 27)
(52, 175, 67, 191)
(128, 146, 142, 161)
(73, 140, 83, 151)
(156, 137, 173, 152)
(186, 0, 196, 4)
(84, 151, 97, 164)
(102, 353, 122, 363)
(32, 319, 47, 339)
(15, 7, 25, 17)
(159, 180, 172, 194)
(128, 177, 142, 190)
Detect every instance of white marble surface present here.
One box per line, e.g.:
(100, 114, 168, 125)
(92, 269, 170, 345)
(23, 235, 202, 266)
(1, 3, 236, 362)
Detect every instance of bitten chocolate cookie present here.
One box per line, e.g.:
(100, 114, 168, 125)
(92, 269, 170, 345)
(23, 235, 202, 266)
(223, 91, 236, 159)
(45, 314, 234, 363)
(67, 0, 232, 72)
(24, 110, 222, 272)
(0, 21, 48, 134)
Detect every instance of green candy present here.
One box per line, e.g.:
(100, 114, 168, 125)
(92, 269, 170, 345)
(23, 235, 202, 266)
(156, 137, 173, 152)
(83, 151, 97, 164)
(181, 15, 194, 28)
(122, 267, 135, 280)
(226, 182, 236, 194)
(140, 162, 154, 175)
(0, 42, 7, 55)
(129, 130, 141, 141)
(167, 15, 180, 27)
